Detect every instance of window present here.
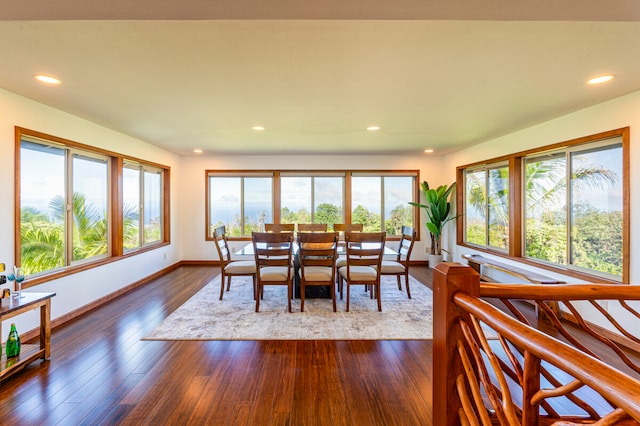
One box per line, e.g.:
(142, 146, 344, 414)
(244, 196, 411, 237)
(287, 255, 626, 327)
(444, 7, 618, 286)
(352, 174, 415, 235)
(464, 164, 509, 250)
(524, 140, 623, 279)
(206, 170, 418, 239)
(280, 175, 344, 229)
(457, 128, 628, 283)
(208, 174, 273, 237)
(16, 127, 170, 281)
(123, 162, 165, 250)
(20, 138, 110, 275)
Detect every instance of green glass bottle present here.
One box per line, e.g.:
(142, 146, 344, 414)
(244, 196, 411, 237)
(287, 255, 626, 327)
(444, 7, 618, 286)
(6, 323, 21, 358)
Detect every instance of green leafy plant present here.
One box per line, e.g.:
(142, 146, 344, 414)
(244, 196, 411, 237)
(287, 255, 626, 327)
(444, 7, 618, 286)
(409, 181, 458, 256)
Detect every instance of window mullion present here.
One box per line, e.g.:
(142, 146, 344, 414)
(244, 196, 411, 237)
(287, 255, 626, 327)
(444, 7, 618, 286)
(139, 165, 145, 246)
(240, 177, 246, 236)
(65, 150, 74, 266)
(566, 151, 573, 268)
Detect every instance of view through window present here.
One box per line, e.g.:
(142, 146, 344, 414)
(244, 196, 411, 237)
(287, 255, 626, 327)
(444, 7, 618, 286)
(207, 171, 418, 238)
(458, 129, 627, 282)
(17, 128, 169, 278)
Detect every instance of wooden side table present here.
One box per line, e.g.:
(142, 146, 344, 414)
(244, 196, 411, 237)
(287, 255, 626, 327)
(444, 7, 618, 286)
(0, 292, 56, 382)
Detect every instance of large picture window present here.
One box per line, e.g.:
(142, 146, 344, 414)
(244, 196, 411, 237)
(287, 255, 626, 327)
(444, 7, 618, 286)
(464, 164, 509, 250)
(16, 128, 170, 281)
(524, 140, 623, 279)
(123, 162, 165, 250)
(208, 174, 274, 237)
(20, 139, 110, 275)
(457, 128, 628, 283)
(351, 174, 415, 235)
(280, 175, 344, 229)
(206, 170, 418, 239)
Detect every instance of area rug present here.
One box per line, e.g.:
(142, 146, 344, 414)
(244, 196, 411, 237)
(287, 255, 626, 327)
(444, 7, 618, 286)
(143, 275, 433, 340)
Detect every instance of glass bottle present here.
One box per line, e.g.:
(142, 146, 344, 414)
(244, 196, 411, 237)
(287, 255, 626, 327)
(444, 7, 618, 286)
(6, 323, 21, 358)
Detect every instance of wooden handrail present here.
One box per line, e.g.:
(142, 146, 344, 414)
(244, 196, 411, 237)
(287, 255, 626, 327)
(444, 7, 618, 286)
(454, 292, 640, 422)
(480, 282, 640, 301)
(433, 262, 640, 425)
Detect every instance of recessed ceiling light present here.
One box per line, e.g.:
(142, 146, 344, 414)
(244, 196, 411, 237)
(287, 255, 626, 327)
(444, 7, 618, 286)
(34, 74, 62, 85)
(193, 149, 203, 154)
(587, 74, 614, 85)
(367, 126, 380, 131)
(252, 126, 265, 131)
(424, 149, 434, 154)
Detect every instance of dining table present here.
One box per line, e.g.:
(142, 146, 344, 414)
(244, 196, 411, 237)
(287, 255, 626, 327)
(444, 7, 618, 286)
(236, 241, 398, 299)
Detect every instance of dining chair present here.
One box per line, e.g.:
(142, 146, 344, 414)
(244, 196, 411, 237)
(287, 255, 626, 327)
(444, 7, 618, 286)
(213, 225, 257, 300)
(297, 223, 328, 232)
(252, 231, 295, 312)
(297, 231, 339, 312)
(333, 223, 364, 237)
(334, 223, 365, 275)
(338, 231, 386, 312)
(379, 225, 415, 299)
(265, 223, 295, 233)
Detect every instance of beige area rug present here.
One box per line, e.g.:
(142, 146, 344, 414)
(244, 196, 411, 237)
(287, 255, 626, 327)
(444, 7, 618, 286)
(143, 275, 433, 340)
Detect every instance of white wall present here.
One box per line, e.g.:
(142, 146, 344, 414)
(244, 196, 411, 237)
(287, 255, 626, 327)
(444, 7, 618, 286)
(178, 155, 446, 261)
(444, 89, 640, 284)
(3, 84, 639, 336)
(0, 88, 182, 334)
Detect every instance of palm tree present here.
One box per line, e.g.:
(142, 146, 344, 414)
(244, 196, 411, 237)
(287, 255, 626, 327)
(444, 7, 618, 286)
(21, 192, 108, 275)
(467, 156, 617, 227)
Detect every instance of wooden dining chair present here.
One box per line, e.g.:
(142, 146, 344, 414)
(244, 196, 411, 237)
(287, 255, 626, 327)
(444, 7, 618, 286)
(379, 225, 415, 299)
(252, 231, 295, 312)
(264, 223, 295, 233)
(297, 223, 328, 232)
(297, 231, 339, 312)
(338, 231, 386, 312)
(213, 225, 257, 300)
(333, 223, 364, 236)
(334, 223, 365, 273)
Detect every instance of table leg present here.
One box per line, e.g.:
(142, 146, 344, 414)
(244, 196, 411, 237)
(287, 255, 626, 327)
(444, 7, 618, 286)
(40, 299, 51, 359)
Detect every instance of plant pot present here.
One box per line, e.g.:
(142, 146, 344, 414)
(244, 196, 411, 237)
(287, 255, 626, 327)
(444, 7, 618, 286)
(428, 254, 443, 269)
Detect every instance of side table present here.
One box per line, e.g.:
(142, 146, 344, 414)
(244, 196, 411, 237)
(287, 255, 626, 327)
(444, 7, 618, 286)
(0, 292, 56, 382)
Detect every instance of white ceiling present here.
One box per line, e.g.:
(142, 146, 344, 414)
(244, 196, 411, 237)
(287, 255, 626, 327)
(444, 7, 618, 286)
(1, 1, 640, 156)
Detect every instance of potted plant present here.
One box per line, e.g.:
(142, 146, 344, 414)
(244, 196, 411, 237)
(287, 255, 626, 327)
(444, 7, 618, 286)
(409, 181, 457, 268)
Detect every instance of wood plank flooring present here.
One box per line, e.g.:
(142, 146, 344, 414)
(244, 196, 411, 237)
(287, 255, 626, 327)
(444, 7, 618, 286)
(0, 265, 436, 426)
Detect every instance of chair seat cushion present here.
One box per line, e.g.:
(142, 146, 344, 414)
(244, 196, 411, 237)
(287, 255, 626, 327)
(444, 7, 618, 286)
(259, 266, 291, 281)
(336, 255, 347, 268)
(338, 265, 377, 281)
(379, 260, 406, 274)
(225, 260, 256, 274)
(301, 266, 333, 282)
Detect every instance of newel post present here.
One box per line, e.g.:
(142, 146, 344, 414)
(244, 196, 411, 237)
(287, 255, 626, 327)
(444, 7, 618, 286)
(432, 262, 480, 426)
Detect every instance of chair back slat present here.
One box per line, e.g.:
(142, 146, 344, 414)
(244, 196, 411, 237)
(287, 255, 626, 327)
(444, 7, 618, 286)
(344, 232, 386, 270)
(298, 223, 328, 232)
(396, 226, 416, 261)
(264, 223, 295, 233)
(298, 232, 339, 268)
(334, 223, 364, 241)
(253, 232, 294, 267)
(213, 225, 231, 263)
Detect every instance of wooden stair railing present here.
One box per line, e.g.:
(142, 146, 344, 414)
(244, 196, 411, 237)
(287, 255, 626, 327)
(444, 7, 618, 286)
(433, 262, 640, 426)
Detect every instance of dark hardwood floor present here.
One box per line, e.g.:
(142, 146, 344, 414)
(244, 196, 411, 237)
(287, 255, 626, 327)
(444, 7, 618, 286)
(0, 265, 436, 426)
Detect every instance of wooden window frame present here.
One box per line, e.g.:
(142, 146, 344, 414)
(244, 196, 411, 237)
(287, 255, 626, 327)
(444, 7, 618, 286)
(15, 127, 171, 287)
(456, 127, 629, 284)
(205, 170, 420, 241)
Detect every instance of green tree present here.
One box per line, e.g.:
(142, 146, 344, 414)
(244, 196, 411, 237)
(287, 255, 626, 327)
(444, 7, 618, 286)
(384, 204, 412, 236)
(21, 192, 108, 275)
(314, 203, 342, 228)
(352, 205, 381, 232)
